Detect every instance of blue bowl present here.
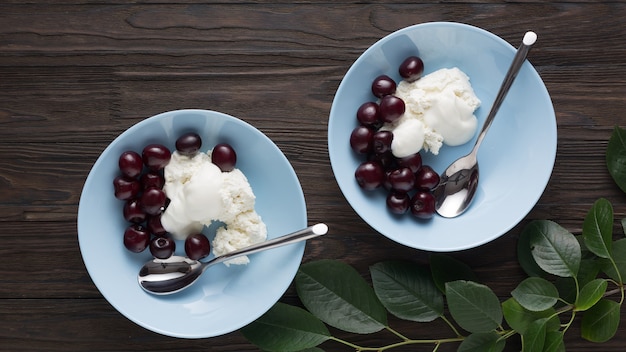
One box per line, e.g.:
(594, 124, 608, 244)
(328, 22, 556, 252)
(78, 109, 306, 338)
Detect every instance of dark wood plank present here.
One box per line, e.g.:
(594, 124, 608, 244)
(3, 1, 626, 351)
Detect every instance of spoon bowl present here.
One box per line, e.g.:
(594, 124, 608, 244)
(138, 223, 328, 295)
(434, 31, 537, 218)
(434, 160, 479, 218)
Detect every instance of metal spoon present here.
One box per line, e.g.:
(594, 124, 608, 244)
(138, 223, 328, 295)
(434, 31, 537, 218)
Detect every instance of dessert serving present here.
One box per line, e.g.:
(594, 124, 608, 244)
(349, 55, 480, 219)
(113, 132, 267, 265)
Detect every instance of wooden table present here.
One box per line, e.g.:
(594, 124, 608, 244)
(2, 1, 626, 351)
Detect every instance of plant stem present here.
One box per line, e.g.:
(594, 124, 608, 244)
(608, 257, 624, 287)
(605, 287, 622, 297)
(561, 311, 576, 335)
(440, 315, 463, 337)
(328, 335, 465, 351)
(499, 329, 517, 340)
(554, 301, 574, 315)
(573, 276, 581, 304)
(604, 285, 625, 305)
(385, 326, 409, 341)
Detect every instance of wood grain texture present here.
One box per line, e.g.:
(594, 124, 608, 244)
(2, 1, 626, 351)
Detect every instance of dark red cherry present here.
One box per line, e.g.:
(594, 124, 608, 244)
(369, 151, 397, 172)
(142, 144, 171, 171)
(410, 191, 436, 220)
(150, 236, 176, 259)
(415, 165, 440, 190)
(123, 224, 150, 253)
(118, 151, 143, 178)
(185, 233, 211, 260)
(379, 95, 405, 123)
(147, 214, 167, 236)
(113, 175, 140, 200)
(355, 160, 385, 190)
(212, 143, 237, 172)
(397, 153, 422, 174)
(372, 130, 393, 155)
(387, 167, 415, 192)
(176, 132, 202, 156)
(350, 125, 373, 154)
(371, 75, 396, 98)
(386, 191, 410, 215)
(140, 171, 165, 190)
(140, 187, 166, 215)
(399, 56, 425, 82)
(123, 198, 147, 223)
(356, 102, 380, 126)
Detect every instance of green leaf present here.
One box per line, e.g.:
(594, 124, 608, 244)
(429, 254, 478, 292)
(525, 220, 581, 278)
(553, 258, 600, 306)
(518, 224, 547, 278)
(511, 277, 559, 312)
(606, 126, 626, 193)
(577, 258, 602, 286)
(370, 261, 443, 322)
(502, 298, 559, 335)
(554, 277, 577, 305)
(521, 317, 548, 352)
(240, 302, 331, 352)
(581, 298, 621, 342)
(502, 298, 531, 334)
(458, 332, 505, 352)
(543, 331, 565, 352)
(582, 198, 613, 259)
(621, 218, 626, 237)
(296, 260, 387, 334)
(575, 279, 608, 311)
(576, 235, 595, 259)
(445, 280, 502, 333)
(600, 238, 626, 283)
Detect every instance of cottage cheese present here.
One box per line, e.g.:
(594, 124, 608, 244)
(160, 150, 267, 265)
(383, 67, 481, 157)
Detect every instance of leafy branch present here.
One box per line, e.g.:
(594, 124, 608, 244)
(241, 126, 626, 351)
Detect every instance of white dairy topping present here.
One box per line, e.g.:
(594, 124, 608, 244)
(386, 67, 480, 157)
(183, 162, 223, 222)
(160, 150, 267, 265)
(213, 210, 267, 265)
(389, 119, 425, 158)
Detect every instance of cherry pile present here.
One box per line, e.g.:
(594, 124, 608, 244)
(350, 56, 440, 219)
(112, 132, 237, 259)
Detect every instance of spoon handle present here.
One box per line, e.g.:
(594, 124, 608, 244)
(205, 223, 328, 267)
(472, 31, 537, 152)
